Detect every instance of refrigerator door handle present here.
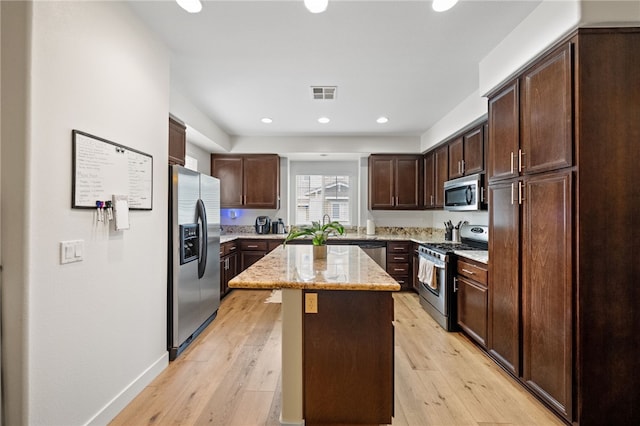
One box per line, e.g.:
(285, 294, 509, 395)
(196, 199, 208, 279)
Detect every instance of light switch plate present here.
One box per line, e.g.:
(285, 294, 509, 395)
(60, 240, 84, 264)
(305, 293, 318, 314)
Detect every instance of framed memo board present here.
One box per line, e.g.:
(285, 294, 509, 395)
(72, 130, 153, 210)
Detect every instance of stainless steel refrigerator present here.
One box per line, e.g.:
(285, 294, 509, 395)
(168, 165, 220, 360)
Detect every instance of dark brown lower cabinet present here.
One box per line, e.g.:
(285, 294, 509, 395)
(488, 170, 572, 420)
(488, 180, 521, 377)
(303, 290, 394, 425)
(521, 171, 572, 418)
(456, 257, 489, 348)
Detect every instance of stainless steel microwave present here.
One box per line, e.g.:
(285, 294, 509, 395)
(443, 173, 485, 211)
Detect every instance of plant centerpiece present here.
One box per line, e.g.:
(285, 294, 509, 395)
(283, 220, 345, 259)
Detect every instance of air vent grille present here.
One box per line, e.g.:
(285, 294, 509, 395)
(311, 86, 337, 100)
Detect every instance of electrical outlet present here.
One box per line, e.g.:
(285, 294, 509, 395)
(305, 293, 318, 314)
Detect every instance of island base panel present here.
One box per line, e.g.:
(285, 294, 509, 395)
(303, 290, 394, 425)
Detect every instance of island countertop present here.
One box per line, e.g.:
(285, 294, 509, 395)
(228, 245, 401, 291)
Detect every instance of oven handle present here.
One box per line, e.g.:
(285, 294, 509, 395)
(418, 252, 445, 269)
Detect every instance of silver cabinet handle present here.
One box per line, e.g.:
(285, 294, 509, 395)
(510, 151, 515, 174)
(518, 181, 525, 204)
(247, 245, 258, 248)
(462, 268, 475, 275)
(518, 149, 525, 172)
(461, 159, 465, 174)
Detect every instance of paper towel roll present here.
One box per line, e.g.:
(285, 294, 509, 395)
(366, 219, 375, 235)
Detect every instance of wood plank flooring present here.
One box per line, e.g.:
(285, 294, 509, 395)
(110, 290, 563, 426)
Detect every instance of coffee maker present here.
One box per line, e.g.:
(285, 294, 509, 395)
(255, 216, 271, 234)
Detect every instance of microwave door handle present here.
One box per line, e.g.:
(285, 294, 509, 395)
(465, 186, 473, 205)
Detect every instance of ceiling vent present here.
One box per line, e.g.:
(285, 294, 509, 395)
(311, 86, 337, 100)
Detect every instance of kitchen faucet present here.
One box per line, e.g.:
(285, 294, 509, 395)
(322, 214, 331, 226)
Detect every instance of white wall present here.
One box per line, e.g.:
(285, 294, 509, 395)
(170, 87, 231, 152)
(419, 90, 488, 152)
(2, 1, 170, 424)
(232, 135, 421, 154)
(186, 141, 212, 175)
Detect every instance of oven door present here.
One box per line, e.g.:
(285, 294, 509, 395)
(417, 252, 447, 317)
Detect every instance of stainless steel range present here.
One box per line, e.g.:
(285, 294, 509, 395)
(417, 224, 488, 331)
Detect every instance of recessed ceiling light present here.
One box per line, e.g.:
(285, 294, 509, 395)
(176, 0, 202, 13)
(304, 0, 329, 14)
(432, 0, 458, 12)
(261, 118, 273, 124)
(318, 117, 330, 124)
(376, 116, 389, 124)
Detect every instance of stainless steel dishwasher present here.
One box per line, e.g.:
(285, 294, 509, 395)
(357, 242, 386, 270)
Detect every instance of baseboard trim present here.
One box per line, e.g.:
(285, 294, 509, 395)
(85, 352, 168, 426)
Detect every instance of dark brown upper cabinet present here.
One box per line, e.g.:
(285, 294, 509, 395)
(433, 145, 448, 208)
(423, 151, 435, 208)
(448, 125, 485, 180)
(368, 155, 423, 210)
(168, 117, 186, 166)
(211, 154, 280, 209)
(488, 43, 573, 184)
(521, 43, 573, 175)
(488, 81, 520, 182)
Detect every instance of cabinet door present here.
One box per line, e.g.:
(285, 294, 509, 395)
(457, 276, 488, 348)
(211, 156, 244, 208)
(448, 137, 464, 179)
(424, 152, 435, 208)
(220, 256, 227, 297)
(243, 155, 280, 209)
(488, 180, 520, 376)
(463, 126, 484, 176)
(488, 81, 519, 182)
(394, 156, 422, 209)
(433, 145, 448, 208)
(369, 156, 395, 209)
(522, 171, 572, 420)
(521, 44, 573, 175)
(168, 117, 186, 166)
(240, 251, 265, 271)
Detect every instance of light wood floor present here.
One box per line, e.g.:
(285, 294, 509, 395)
(110, 290, 563, 426)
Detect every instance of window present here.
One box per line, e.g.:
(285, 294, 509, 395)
(294, 175, 352, 225)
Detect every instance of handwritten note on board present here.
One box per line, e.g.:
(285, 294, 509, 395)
(72, 130, 153, 210)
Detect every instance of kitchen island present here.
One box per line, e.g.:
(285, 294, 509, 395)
(229, 245, 400, 426)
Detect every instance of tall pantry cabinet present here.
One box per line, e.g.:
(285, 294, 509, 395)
(487, 28, 640, 425)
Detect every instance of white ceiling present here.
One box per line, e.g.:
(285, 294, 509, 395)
(128, 0, 541, 141)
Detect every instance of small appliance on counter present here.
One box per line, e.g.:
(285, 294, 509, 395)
(271, 218, 286, 234)
(255, 216, 271, 234)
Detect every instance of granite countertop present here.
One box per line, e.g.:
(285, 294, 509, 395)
(220, 233, 447, 245)
(454, 250, 489, 264)
(228, 245, 401, 291)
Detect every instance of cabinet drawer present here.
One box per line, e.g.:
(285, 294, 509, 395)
(388, 253, 409, 263)
(457, 259, 488, 285)
(387, 241, 410, 253)
(221, 241, 239, 256)
(387, 263, 409, 275)
(240, 240, 268, 251)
